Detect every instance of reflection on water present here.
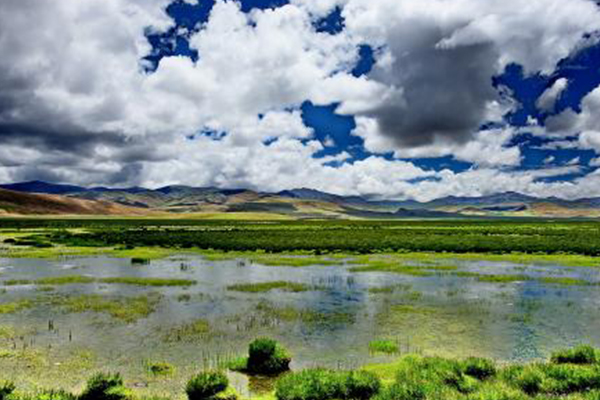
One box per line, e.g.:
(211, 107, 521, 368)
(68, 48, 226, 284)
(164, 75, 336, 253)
(0, 254, 600, 396)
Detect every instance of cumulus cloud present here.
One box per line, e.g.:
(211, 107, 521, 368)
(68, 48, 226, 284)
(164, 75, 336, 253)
(536, 78, 568, 113)
(339, 0, 600, 148)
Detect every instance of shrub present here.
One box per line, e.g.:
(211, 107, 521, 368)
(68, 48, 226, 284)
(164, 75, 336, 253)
(541, 363, 600, 394)
(551, 346, 598, 365)
(341, 371, 381, 400)
(462, 357, 496, 380)
(247, 338, 291, 375)
(186, 371, 229, 400)
(515, 367, 544, 396)
(0, 382, 15, 400)
(275, 369, 381, 400)
(79, 373, 130, 400)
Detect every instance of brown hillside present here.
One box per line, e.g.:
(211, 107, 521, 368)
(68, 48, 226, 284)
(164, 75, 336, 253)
(0, 188, 150, 215)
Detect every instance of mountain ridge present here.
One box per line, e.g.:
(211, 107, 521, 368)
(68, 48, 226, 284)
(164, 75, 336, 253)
(2, 181, 600, 218)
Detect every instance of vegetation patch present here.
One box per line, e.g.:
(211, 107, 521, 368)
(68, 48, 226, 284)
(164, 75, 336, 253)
(275, 369, 381, 400)
(55, 293, 161, 323)
(226, 281, 318, 293)
(2, 275, 196, 287)
(186, 371, 230, 400)
(369, 339, 399, 355)
(164, 319, 211, 342)
(0, 300, 33, 315)
(146, 361, 176, 377)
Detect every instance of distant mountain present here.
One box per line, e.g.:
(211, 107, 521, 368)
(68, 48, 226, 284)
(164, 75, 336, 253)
(0, 180, 87, 195)
(2, 180, 600, 218)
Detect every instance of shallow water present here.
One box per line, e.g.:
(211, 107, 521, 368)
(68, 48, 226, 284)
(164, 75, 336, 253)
(1, 254, 600, 397)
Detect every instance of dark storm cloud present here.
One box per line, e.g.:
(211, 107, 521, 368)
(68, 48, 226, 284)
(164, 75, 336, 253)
(365, 24, 500, 147)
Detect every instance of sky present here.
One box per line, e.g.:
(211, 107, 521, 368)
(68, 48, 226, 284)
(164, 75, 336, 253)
(1, 0, 600, 201)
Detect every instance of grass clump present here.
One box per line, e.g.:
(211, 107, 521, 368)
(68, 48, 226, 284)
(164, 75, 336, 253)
(232, 338, 291, 375)
(186, 371, 229, 400)
(79, 373, 130, 400)
(551, 345, 598, 364)
(146, 361, 176, 377)
(165, 319, 211, 342)
(226, 281, 316, 293)
(369, 340, 399, 355)
(275, 369, 381, 400)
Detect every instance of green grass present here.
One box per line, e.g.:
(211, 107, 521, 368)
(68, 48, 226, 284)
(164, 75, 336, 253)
(369, 339, 399, 355)
(2, 275, 196, 287)
(98, 277, 196, 287)
(55, 294, 161, 323)
(226, 281, 319, 293)
(0, 300, 33, 314)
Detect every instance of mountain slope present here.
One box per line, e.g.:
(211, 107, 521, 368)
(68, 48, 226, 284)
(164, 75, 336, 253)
(0, 188, 149, 215)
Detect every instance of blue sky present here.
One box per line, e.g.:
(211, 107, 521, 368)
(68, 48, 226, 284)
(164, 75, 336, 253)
(2, 0, 600, 200)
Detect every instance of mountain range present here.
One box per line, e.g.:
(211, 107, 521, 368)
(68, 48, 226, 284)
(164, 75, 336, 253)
(1, 180, 600, 218)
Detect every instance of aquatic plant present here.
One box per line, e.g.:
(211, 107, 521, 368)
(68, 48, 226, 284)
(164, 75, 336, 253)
(2, 276, 196, 287)
(79, 373, 130, 400)
(369, 340, 399, 355)
(0, 300, 33, 314)
(146, 361, 176, 377)
(226, 281, 316, 293)
(165, 319, 211, 342)
(58, 294, 161, 323)
(185, 371, 229, 400)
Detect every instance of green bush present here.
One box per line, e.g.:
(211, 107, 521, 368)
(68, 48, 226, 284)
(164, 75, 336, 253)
(462, 357, 496, 380)
(341, 371, 381, 400)
(276, 369, 342, 400)
(551, 345, 598, 365)
(247, 338, 291, 375)
(0, 382, 15, 400)
(541, 363, 600, 394)
(275, 369, 380, 400)
(185, 371, 229, 400)
(79, 373, 130, 400)
(514, 367, 544, 396)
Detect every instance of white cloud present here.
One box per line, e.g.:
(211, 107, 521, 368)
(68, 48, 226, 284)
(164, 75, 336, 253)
(536, 78, 568, 112)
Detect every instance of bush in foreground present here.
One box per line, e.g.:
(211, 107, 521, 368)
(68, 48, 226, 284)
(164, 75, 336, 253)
(462, 357, 497, 380)
(79, 373, 130, 400)
(0, 382, 15, 400)
(551, 345, 598, 365)
(275, 369, 381, 400)
(185, 371, 229, 400)
(246, 338, 291, 375)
